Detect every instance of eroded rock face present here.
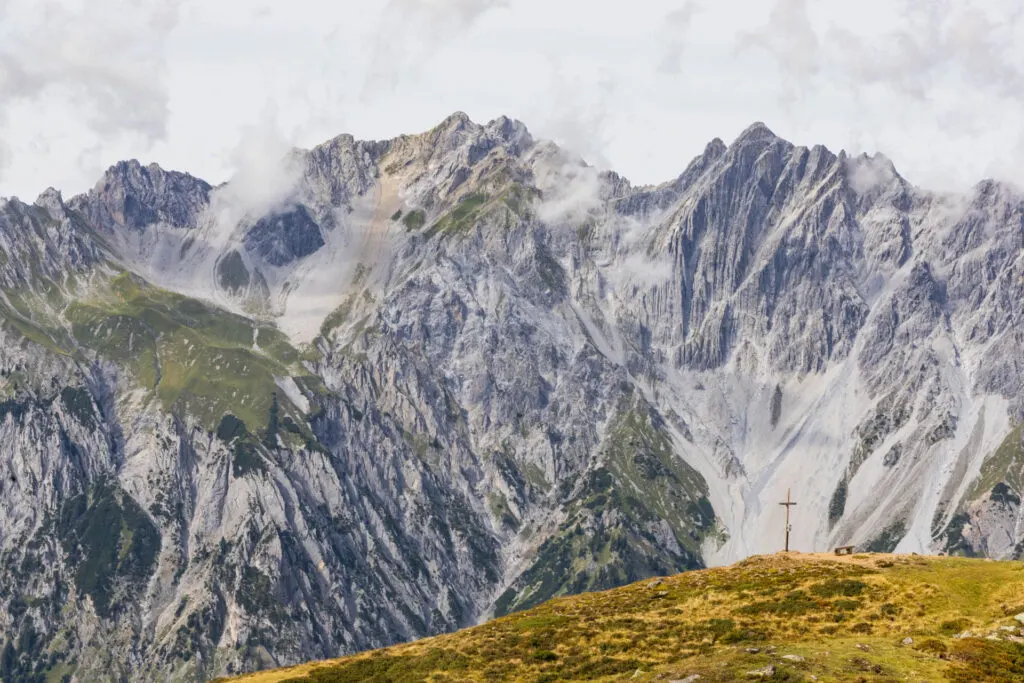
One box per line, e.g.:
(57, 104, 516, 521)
(0, 113, 1023, 681)
(243, 205, 325, 266)
(72, 160, 212, 231)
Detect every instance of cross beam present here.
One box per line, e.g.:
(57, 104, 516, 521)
(779, 488, 797, 552)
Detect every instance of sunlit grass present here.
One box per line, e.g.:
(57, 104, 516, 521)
(219, 553, 1024, 682)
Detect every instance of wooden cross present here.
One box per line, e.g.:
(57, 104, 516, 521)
(779, 488, 797, 552)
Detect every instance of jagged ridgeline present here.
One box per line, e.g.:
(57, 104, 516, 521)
(0, 112, 1022, 681)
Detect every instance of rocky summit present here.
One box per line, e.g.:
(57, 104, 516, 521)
(0, 112, 1021, 681)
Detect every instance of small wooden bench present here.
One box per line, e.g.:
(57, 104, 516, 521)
(834, 546, 855, 556)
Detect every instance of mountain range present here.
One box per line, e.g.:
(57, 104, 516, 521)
(0, 112, 1021, 681)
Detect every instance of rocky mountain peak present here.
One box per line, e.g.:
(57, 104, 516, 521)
(426, 110, 481, 151)
(71, 158, 212, 232)
(970, 177, 1024, 210)
(482, 114, 534, 154)
(440, 109, 473, 128)
(405, 112, 534, 165)
(703, 137, 727, 160)
(33, 187, 66, 220)
(732, 121, 780, 146)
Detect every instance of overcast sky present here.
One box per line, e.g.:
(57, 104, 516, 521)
(1, 0, 1023, 200)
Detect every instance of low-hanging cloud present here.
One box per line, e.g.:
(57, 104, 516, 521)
(609, 252, 675, 289)
(361, 0, 508, 101)
(844, 152, 901, 199)
(552, 62, 616, 169)
(519, 54, 621, 229)
(205, 108, 304, 235)
(0, 0, 181, 182)
(533, 155, 604, 227)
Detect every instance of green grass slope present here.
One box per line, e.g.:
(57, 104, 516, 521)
(494, 404, 715, 617)
(1, 270, 323, 452)
(221, 553, 1024, 682)
(65, 272, 304, 430)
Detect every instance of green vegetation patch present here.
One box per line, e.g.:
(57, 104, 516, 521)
(968, 424, 1024, 502)
(738, 590, 818, 616)
(0, 291, 73, 355)
(57, 479, 161, 618)
(318, 293, 357, 338)
(278, 649, 472, 683)
(829, 478, 848, 527)
(535, 242, 567, 296)
(60, 386, 97, 429)
(865, 520, 907, 553)
(500, 182, 540, 216)
(513, 614, 570, 631)
(65, 273, 306, 430)
(947, 638, 1024, 682)
(495, 402, 715, 616)
(424, 192, 490, 238)
(217, 414, 268, 478)
(401, 209, 426, 231)
(809, 579, 868, 598)
(236, 566, 279, 615)
(602, 405, 714, 549)
(770, 384, 783, 428)
(486, 491, 520, 531)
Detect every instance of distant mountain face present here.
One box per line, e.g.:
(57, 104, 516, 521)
(0, 111, 1022, 681)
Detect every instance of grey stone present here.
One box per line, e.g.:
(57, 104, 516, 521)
(3, 111, 1024, 682)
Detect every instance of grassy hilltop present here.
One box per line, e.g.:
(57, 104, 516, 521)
(221, 553, 1024, 682)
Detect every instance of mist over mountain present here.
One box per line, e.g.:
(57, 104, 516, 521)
(0, 112, 1022, 681)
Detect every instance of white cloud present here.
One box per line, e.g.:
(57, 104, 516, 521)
(737, 0, 820, 90)
(987, 133, 1024, 192)
(610, 252, 675, 289)
(3, 0, 1024, 199)
(204, 107, 303, 235)
(825, 2, 1024, 103)
(532, 152, 604, 226)
(526, 57, 618, 170)
(604, 214, 675, 289)
(845, 153, 899, 196)
(0, 0, 181, 183)
(361, 0, 509, 101)
(657, 1, 704, 75)
(733, 0, 1024, 186)
(741, 0, 1024, 136)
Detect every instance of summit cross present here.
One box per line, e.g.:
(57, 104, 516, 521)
(779, 488, 797, 552)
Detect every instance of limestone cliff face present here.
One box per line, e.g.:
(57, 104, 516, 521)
(0, 114, 1022, 681)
